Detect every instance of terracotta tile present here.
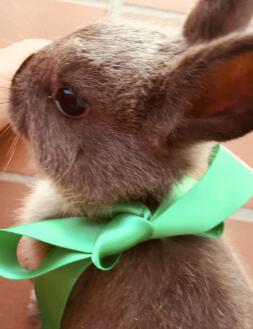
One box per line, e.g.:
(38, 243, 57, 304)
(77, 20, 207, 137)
(0, 181, 30, 226)
(224, 134, 253, 208)
(0, 0, 107, 48)
(0, 279, 34, 329)
(125, 0, 196, 13)
(225, 134, 253, 170)
(0, 182, 32, 328)
(0, 128, 34, 175)
(226, 220, 253, 281)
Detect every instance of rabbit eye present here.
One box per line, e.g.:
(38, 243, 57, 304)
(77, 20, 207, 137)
(54, 87, 87, 118)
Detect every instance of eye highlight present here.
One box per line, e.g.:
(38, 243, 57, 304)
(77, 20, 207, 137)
(54, 87, 87, 118)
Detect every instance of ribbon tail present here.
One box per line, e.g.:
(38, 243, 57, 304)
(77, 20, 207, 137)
(35, 259, 92, 329)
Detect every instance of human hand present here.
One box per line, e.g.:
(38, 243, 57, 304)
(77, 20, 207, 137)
(0, 39, 50, 130)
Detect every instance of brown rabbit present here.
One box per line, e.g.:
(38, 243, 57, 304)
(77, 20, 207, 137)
(8, 1, 253, 328)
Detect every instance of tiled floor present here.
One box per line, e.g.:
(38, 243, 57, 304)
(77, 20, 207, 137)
(0, 0, 253, 328)
(0, 0, 106, 47)
(0, 180, 33, 329)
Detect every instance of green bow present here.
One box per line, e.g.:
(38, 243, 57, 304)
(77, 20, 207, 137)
(0, 145, 253, 329)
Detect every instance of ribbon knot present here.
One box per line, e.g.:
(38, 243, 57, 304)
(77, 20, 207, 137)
(0, 145, 253, 329)
(92, 211, 153, 270)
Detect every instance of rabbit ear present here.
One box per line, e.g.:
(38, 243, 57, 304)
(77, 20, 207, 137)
(168, 35, 253, 144)
(184, 0, 253, 44)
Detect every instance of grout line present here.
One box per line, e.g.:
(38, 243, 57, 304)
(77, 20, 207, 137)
(109, 0, 124, 16)
(57, 0, 253, 27)
(124, 3, 186, 18)
(57, 0, 108, 9)
(230, 208, 253, 223)
(57, 0, 186, 18)
(1, 171, 253, 223)
(0, 172, 37, 186)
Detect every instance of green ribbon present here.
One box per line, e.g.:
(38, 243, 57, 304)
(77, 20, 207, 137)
(0, 145, 253, 329)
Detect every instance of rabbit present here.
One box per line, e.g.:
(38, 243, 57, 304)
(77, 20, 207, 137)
(7, 0, 253, 328)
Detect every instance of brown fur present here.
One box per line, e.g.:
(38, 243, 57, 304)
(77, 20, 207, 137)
(8, 1, 253, 328)
(184, 0, 253, 43)
(63, 238, 253, 329)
